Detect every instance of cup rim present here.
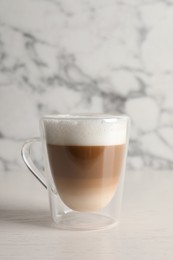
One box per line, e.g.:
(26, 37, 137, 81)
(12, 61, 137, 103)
(42, 113, 130, 122)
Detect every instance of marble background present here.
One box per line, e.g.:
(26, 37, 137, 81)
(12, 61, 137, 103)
(0, 0, 173, 172)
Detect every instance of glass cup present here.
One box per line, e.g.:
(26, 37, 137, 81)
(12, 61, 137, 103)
(21, 114, 130, 230)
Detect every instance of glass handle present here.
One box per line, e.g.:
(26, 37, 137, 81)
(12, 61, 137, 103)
(21, 138, 47, 189)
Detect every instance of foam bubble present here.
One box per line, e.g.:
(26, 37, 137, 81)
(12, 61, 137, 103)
(43, 117, 127, 146)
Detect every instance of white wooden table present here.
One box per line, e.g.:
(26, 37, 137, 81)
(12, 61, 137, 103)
(0, 169, 173, 260)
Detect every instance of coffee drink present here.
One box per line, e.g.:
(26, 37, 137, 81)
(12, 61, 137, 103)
(44, 116, 126, 212)
(47, 144, 125, 211)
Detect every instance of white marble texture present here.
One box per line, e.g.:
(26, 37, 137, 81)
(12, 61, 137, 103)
(0, 0, 173, 171)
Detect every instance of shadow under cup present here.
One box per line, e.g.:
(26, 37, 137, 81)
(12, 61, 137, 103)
(41, 114, 130, 230)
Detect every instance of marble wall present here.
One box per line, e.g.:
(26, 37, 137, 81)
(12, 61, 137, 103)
(0, 0, 173, 172)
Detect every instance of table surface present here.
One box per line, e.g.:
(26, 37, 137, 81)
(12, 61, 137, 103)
(0, 168, 173, 260)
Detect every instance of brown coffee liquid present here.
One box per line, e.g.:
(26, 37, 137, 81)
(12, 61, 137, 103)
(47, 144, 125, 212)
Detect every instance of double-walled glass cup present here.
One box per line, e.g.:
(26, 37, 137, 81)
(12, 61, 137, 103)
(22, 114, 130, 230)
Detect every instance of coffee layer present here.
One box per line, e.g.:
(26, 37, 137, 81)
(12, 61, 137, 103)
(47, 144, 125, 211)
(53, 178, 118, 211)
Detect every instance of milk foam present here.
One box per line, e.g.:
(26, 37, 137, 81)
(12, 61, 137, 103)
(44, 117, 127, 146)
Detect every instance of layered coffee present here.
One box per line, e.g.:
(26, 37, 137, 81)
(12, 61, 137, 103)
(45, 117, 126, 212)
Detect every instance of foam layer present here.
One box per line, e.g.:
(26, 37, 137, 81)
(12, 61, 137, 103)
(44, 118, 127, 146)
